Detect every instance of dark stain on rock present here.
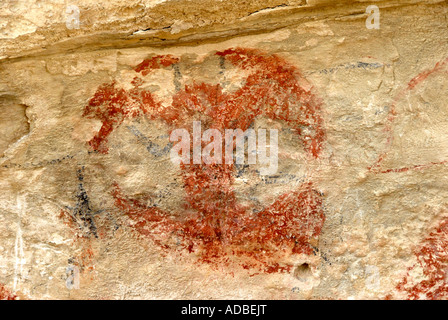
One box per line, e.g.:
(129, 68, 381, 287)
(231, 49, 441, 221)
(62, 167, 101, 238)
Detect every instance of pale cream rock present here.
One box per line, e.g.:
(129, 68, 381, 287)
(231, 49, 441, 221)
(0, 0, 447, 301)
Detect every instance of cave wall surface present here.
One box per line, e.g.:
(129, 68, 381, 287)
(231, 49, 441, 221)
(1, 0, 448, 300)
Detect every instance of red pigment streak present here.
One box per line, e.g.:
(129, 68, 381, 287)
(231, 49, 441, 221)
(83, 55, 179, 154)
(134, 55, 180, 76)
(59, 209, 98, 273)
(407, 58, 448, 90)
(396, 218, 448, 300)
(83, 48, 326, 273)
(0, 284, 17, 300)
(369, 57, 448, 174)
(378, 160, 448, 174)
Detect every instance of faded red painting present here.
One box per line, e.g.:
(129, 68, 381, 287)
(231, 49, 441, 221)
(0, 284, 17, 300)
(370, 57, 448, 299)
(81, 48, 326, 273)
(369, 57, 448, 174)
(395, 218, 448, 300)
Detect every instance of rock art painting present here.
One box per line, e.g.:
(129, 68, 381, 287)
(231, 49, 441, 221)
(1, 1, 448, 300)
(82, 48, 326, 273)
(0, 284, 17, 300)
(395, 217, 448, 300)
(369, 57, 448, 174)
(371, 57, 448, 300)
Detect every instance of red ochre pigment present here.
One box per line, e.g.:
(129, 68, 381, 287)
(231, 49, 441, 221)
(369, 57, 448, 174)
(0, 284, 17, 300)
(395, 218, 448, 300)
(83, 48, 326, 273)
(365, 57, 448, 299)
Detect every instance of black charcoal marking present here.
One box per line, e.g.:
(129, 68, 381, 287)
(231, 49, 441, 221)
(235, 164, 250, 177)
(309, 61, 387, 76)
(66, 167, 101, 238)
(173, 64, 182, 92)
(219, 55, 226, 74)
(2, 154, 75, 169)
(127, 125, 173, 157)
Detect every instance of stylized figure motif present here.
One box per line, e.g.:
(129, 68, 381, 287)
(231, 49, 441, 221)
(369, 57, 448, 174)
(83, 48, 326, 272)
(372, 57, 448, 299)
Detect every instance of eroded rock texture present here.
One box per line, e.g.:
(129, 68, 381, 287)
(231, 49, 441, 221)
(0, 0, 448, 300)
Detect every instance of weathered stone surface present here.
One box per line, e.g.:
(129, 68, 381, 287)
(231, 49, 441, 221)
(0, 0, 448, 300)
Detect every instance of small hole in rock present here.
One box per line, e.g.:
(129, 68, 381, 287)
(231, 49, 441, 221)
(294, 263, 312, 280)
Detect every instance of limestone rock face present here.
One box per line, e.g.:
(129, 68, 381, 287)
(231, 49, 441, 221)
(0, 0, 448, 300)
